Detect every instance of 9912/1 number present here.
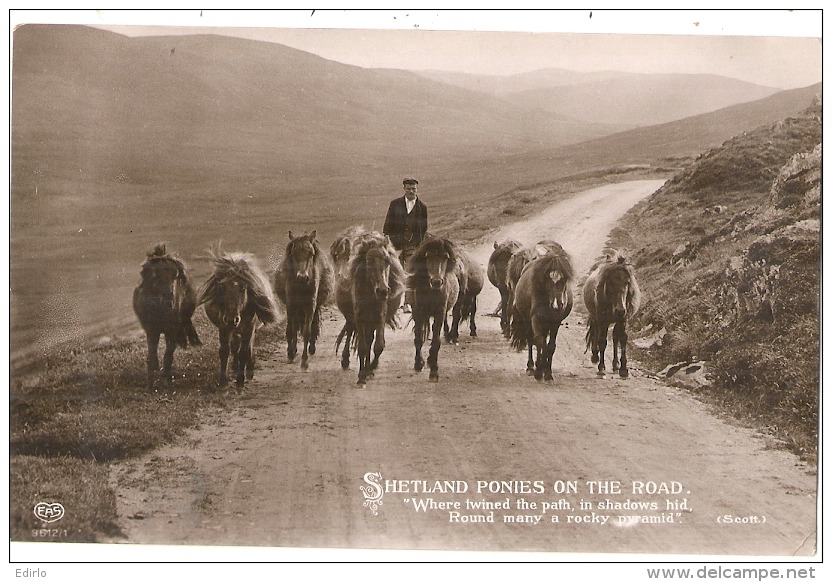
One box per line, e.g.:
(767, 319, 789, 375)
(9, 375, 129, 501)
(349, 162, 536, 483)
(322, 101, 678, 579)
(32, 528, 68, 538)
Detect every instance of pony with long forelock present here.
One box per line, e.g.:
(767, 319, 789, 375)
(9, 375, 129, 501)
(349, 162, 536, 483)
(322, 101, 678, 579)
(334, 234, 406, 384)
(503, 240, 564, 339)
(330, 225, 370, 281)
(407, 237, 460, 382)
(197, 247, 279, 388)
(273, 230, 334, 369)
(583, 250, 641, 378)
(487, 239, 521, 333)
(444, 246, 485, 344)
(509, 244, 575, 382)
(133, 243, 201, 389)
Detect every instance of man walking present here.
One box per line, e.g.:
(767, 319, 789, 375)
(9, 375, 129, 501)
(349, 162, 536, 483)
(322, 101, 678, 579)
(383, 177, 428, 312)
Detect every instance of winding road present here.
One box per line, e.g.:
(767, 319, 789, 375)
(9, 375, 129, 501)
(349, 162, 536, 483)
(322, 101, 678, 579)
(108, 180, 818, 558)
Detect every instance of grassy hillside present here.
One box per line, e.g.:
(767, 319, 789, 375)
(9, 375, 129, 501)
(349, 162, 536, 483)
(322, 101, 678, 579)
(609, 98, 821, 462)
(418, 69, 780, 127)
(9, 24, 821, 368)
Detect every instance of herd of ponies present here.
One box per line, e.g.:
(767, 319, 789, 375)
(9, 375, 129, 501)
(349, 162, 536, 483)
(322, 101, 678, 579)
(132, 227, 641, 389)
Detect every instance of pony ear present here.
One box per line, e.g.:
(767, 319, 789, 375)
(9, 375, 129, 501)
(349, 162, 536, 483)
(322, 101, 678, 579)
(494, 241, 499, 249)
(288, 231, 294, 240)
(310, 229, 317, 240)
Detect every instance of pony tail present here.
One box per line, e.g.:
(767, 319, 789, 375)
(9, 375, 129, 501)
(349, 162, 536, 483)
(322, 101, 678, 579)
(584, 314, 596, 353)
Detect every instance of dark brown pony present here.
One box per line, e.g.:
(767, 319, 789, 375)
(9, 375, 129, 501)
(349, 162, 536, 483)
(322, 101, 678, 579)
(335, 234, 406, 384)
(444, 246, 485, 344)
(583, 251, 642, 377)
(406, 237, 460, 382)
(503, 240, 564, 338)
(197, 248, 279, 387)
(273, 230, 334, 369)
(330, 225, 370, 281)
(510, 245, 575, 382)
(487, 239, 521, 332)
(133, 244, 201, 389)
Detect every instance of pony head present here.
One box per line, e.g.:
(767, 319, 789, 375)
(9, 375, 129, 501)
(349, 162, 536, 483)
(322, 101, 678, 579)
(597, 252, 641, 320)
(199, 247, 279, 327)
(139, 244, 188, 310)
(410, 238, 457, 290)
(533, 250, 575, 312)
(286, 230, 319, 283)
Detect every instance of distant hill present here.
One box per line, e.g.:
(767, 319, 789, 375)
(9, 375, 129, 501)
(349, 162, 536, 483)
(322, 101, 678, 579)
(418, 69, 781, 127)
(11, 24, 620, 196)
(8, 24, 822, 363)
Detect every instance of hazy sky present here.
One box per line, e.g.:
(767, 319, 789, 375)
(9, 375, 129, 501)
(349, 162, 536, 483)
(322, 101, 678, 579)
(11, 9, 824, 89)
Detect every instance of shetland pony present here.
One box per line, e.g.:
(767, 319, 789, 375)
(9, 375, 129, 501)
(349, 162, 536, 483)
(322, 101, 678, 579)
(406, 237, 460, 382)
(444, 246, 485, 343)
(509, 245, 575, 382)
(335, 234, 406, 384)
(273, 231, 334, 369)
(133, 244, 201, 389)
(583, 251, 641, 377)
(197, 248, 279, 387)
(487, 239, 521, 332)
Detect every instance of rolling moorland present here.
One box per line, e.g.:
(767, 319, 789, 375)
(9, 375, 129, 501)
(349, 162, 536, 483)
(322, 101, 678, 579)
(10, 24, 821, 365)
(9, 25, 821, 542)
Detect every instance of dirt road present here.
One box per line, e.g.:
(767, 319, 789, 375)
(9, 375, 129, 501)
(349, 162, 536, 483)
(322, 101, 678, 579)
(109, 180, 817, 558)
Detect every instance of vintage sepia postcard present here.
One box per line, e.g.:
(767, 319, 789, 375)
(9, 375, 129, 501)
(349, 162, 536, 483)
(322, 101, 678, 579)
(7, 9, 822, 575)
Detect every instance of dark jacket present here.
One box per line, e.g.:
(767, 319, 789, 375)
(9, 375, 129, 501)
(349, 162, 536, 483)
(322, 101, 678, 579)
(383, 196, 428, 251)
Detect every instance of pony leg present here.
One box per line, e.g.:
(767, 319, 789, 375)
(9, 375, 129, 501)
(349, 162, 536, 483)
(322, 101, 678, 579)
(543, 325, 561, 383)
(145, 330, 161, 389)
(413, 318, 425, 372)
(301, 313, 312, 369)
(162, 333, 177, 383)
(446, 303, 462, 344)
(243, 324, 256, 382)
(369, 325, 385, 373)
(531, 316, 547, 381)
(340, 323, 353, 370)
(356, 325, 371, 385)
(596, 321, 611, 375)
(427, 316, 443, 382)
(498, 289, 509, 332)
(613, 321, 629, 378)
(286, 317, 297, 362)
(469, 296, 478, 337)
(525, 342, 535, 376)
(230, 330, 243, 385)
(309, 308, 320, 356)
(217, 328, 231, 387)
(504, 291, 516, 339)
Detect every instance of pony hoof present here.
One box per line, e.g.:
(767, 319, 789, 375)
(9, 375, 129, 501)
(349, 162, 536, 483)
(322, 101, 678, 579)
(429, 374, 439, 383)
(341, 362, 350, 371)
(356, 378, 366, 386)
(526, 368, 535, 376)
(301, 360, 309, 370)
(309, 345, 317, 356)
(596, 370, 606, 377)
(620, 369, 629, 378)
(591, 355, 599, 364)
(470, 332, 477, 338)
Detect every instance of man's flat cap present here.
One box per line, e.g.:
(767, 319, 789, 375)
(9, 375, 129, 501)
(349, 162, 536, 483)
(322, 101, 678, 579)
(402, 178, 419, 185)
